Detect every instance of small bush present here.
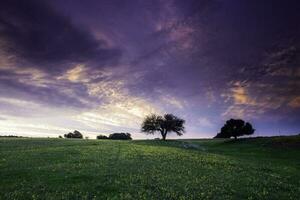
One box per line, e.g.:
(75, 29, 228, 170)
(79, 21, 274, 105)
(64, 130, 83, 139)
(109, 133, 132, 140)
(97, 135, 108, 139)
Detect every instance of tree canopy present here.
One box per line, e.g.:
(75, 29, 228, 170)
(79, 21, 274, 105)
(96, 134, 108, 139)
(141, 114, 185, 140)
(214, 119, 255, 139)
(64, 130, 83, 139)
(96, 133, 132, 140)
(109, 133, 132, 140)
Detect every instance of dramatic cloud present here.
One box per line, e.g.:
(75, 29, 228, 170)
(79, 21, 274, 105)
(0, 0, 121, 73)
(0, 0, 299, 138)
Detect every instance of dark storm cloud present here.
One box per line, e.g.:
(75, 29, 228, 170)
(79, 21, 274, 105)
(0, 0, 121, 72)
(0, 0, 300, 136)
(151, 0, 299, 87)
(123, 0, 300, 133)
(173, 0, 217, 19)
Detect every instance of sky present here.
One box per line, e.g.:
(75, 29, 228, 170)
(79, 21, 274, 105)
(0, 0, 299, 139)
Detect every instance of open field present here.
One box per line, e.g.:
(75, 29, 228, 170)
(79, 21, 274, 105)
(1, 136, 300, 199)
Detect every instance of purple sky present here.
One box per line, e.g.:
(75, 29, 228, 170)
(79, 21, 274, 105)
(0, 0, 299, 139)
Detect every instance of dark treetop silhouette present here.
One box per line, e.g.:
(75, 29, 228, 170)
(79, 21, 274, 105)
(97, 135, 108, 139)
(64, 130, 83, 139)
(214, 119, 255, 139)
(109, 133, 132, 140)
(97, 133, 132, 140)
(141, 114, 185, 140)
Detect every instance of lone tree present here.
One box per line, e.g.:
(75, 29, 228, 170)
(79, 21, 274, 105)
(214, 119, 255, 139)
(141, 114, 185, 140)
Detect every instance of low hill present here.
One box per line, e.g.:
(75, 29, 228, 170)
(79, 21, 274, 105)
(0, 135, 299, 199)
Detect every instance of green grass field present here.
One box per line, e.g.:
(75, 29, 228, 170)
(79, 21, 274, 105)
(1, 136, 300, 199)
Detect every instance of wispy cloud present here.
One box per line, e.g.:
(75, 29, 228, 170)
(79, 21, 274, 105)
(160, 95, 185, 109)
(288, 96, 300, 108)
(0, 0, 300, 137)
(197, 117, 213, 127)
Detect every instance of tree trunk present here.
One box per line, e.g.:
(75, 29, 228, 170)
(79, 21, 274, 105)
(161, 130, 167, 140)
(234, 136, 237, 140)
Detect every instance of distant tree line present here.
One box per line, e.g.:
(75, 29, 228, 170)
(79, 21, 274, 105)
(61, 115, 255, 141)
(97, 133, 132, 140)
(62, 130, 132, 140)
(0, 135, 25, 138)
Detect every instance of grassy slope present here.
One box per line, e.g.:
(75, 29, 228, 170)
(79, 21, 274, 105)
(0, 136, 299, 200)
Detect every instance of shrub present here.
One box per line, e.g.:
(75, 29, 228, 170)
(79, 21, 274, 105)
(96, 135, 108, 139)
(64, 130, 83, 139)
(108, 133, 132, 140)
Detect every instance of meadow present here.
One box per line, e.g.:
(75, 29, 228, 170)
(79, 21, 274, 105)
(0, 136, 300, 199)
